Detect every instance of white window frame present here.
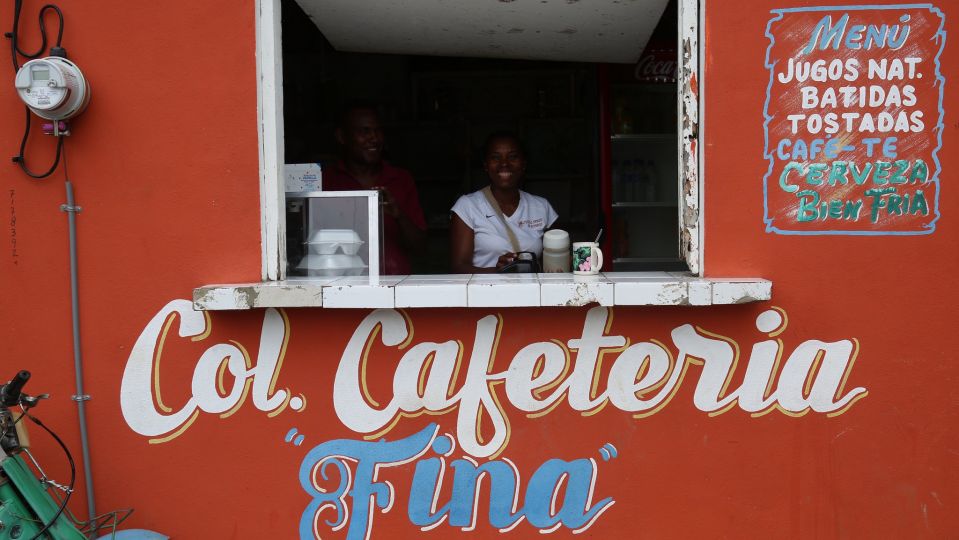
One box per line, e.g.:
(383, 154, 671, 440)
(255, 0, 701, 281)
(193, 0, 767, 309)
(256, 0, 286, 281)
(679, 0, 702, 274)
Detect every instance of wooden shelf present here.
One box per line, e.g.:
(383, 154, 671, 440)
(614, 257, 684, 263)
(611, 133, 675, 141)
(612, 202, 678, 208)
(525, 173, 590, 181)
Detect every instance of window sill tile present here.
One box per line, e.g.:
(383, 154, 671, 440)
(402, 273, 472, 281)
(396, 280, 468, 308)
(467, 277, 541, 307)
(540, 275, 614, 307)
(612, 277, 689, 305)
(321, 276, 406, 308)
(193, 274, 771, 310)
(710, 278, 773, 305)
(193, 281, 328, 309)
(468, 274, 539, 283)
(602, 271, 675, 282)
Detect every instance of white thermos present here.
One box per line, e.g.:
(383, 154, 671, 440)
(542, 230, 571, 273)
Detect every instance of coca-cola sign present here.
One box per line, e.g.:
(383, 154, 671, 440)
(634, 49, 677, 82)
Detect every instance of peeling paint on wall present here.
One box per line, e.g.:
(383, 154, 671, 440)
(679, 0, 701, 274)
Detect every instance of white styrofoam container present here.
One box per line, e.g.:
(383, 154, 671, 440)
(295, 254, 368, 277)
(304, 229, 365, 255)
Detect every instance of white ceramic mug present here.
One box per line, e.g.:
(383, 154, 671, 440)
(572, 242, 604, 275)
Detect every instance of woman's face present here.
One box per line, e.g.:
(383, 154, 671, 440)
(484, 137, 526, 190)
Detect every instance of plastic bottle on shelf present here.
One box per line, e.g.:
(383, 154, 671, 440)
(614, 216, 629, 259)
(644, 159, 658, 202)
(624, 160, 636, 201)
(614, 101, 634, 134)
(621, 106, 634, 134)
(635, 159, 649, 202)
(650, 159, 669, 203)
(638, 99, 653, 133)
(660, 97, 674, 130)
(612, 159, 621, 201)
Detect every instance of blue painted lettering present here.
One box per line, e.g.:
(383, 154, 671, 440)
(302, 425, 614, 539)
(803, 13, 911, 54)
(779, 162, 802, 193)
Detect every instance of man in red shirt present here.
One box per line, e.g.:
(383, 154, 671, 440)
(323, 104, 427, 275)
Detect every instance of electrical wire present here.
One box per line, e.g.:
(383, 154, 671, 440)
(3, 399, 133, 538)
(14, 107, 65, 178)
(9, 0, 63, 70)
(36, 455, 133, 539)
(60, 129, 68, 174)
(0, 395, 31, 453)
(0, 385, 76, 539)
(22, 410, 76, 540)
(8, 0, 66, 178)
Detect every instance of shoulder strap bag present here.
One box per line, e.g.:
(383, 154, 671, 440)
(481, 186, 521, 253)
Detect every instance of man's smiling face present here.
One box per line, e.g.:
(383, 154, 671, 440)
(339, 108, 385, 167)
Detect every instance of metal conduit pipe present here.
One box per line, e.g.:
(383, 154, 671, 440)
(62, 179, 97, 525)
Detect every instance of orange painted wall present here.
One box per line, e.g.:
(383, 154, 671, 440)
(0, 0, 262, 533)
(702, 1, 958, 537)
(0, 1, 956, 539)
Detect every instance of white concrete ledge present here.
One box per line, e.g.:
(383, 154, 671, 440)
(193, 272, 771, 310)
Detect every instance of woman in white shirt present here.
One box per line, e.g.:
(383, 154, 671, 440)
(450, 132, 558, 273)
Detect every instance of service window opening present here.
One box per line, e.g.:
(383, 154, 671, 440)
(281, 0, 683, 275)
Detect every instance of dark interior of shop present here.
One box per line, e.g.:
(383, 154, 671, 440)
(281, 0, 680, 274)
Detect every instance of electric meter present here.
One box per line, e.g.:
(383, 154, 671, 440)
(14, 56, 90, 121)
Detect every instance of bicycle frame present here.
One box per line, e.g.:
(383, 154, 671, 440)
(0, 371, 168, 540)
(0, 453, 86, 539)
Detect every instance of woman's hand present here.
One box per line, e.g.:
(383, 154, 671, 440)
(495, 252, 517, 270)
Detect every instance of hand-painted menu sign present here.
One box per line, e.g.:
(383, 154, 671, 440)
(763, 4, 946, 235)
